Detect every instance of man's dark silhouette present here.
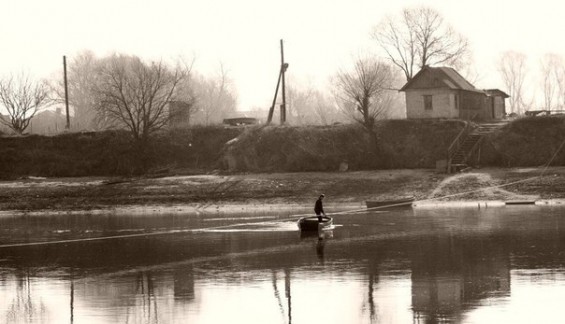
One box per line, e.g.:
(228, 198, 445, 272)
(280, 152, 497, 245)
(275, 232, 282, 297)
(314, 194, 326, 222)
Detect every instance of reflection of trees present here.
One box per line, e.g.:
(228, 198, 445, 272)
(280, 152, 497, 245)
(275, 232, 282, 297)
(3, 271, 48, 324)
(410, 235, 510, 323)
(117, 271, 160, 323)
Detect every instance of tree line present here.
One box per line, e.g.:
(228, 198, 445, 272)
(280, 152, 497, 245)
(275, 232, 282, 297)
(499, 51, 565, 115)
(2, 6, 548, 140)
(0, 52, 238, 140)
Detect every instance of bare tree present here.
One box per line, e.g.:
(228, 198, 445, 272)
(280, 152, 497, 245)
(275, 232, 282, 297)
(191, 63, 237, 125)
(0, 73, 49, 134)
(372, 6, 469, 81)
(312, 91, 342, 125)
(540, 54, 562, 111)
(498, 51, 529, 115)
(286, 82, 342, 125)
(550, 56, 565, 110)
(94, 54, 191, 144)
(332, 57, 398, 128)
(287, 83, 317, 125)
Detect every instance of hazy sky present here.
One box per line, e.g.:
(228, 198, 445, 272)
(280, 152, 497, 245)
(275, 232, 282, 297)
(2, 0, 565, 110)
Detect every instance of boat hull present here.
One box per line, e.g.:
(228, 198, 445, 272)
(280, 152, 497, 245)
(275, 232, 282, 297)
(297, 216, 333, 231)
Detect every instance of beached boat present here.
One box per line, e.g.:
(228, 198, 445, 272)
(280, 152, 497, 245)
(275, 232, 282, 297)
(297, 216, 333, 231)
(366, 197, 415, 209)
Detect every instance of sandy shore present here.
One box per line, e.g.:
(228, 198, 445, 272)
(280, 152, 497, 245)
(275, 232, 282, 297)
(1, 167, 564, 214)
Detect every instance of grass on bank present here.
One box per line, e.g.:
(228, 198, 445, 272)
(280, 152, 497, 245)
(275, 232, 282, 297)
(2, 116, 565, 179)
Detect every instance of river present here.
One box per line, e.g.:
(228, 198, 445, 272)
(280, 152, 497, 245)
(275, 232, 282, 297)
(1, 204, 565, 323)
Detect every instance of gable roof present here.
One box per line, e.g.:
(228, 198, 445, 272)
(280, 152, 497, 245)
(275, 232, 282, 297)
(400, 66, 483, 93)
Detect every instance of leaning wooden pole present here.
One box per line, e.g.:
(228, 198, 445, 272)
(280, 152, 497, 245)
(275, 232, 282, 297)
(63, 55, 70, 130)
(266, 39, 289, 125)
(280, 39, 287, 124)
(267, 69, 283, 124)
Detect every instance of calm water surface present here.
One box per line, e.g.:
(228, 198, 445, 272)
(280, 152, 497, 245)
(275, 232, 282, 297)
(1, 205, 565, 323)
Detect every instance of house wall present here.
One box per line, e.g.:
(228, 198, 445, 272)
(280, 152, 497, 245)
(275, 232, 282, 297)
(405, 89, 459, 119)
(492, 96, 506, 119)
(406, 89, 506, 121)
(459, 91, 489, 120)
(455, 92, 507, 121)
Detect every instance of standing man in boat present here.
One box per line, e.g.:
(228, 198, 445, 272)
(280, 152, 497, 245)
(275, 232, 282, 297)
(315, 194, 326, 222)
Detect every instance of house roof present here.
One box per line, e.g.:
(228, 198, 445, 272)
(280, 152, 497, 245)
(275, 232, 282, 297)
(399, 66, 483, 93)
(484, 89, 510, 98)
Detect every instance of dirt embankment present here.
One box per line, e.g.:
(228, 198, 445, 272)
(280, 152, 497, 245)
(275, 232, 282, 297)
(224, 120, 465, 172)
(3, 117, 565, 180)
(483, 116, 565, 166)
(0, 120, 466, 179)
(0, 127, 244, 179)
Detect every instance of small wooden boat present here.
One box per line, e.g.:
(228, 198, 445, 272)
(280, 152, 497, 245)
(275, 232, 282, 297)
(505, 200, 536, 205)
(366, 197, 415, 209)
(297, 216, 333, 231)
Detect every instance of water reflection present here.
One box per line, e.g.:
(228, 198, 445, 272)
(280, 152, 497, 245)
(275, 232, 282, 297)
(1, 206, 565, 322)
(410, 235, 510, 323)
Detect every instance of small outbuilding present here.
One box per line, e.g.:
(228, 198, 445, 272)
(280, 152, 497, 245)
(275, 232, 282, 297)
(400, 66, 509, 121)
(168, 101, 193, 128)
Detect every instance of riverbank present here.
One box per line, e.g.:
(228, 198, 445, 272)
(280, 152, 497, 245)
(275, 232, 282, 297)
(1, 167, 564, 214)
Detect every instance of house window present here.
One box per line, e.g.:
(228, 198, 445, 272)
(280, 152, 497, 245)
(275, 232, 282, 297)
(424, 95, 433, 110)
(454, 94, 459, 109)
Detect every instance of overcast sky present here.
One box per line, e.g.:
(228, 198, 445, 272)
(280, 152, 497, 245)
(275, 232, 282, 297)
(2, 0, 565, 110)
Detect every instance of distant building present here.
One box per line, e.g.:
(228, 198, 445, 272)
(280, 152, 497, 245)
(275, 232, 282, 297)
(484, 89, 510, 119)
(1, 108, 69, 135)
(222, 111, 262, 126)
(168, 101, 193, 129)
(168, 99, 265, 127)
(28, 109, 69, 134)
(400, 66, 509, 121)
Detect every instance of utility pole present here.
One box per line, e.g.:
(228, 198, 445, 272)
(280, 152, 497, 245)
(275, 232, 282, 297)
(266, 39, 289, 124)
(63, 55, 70, 130)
